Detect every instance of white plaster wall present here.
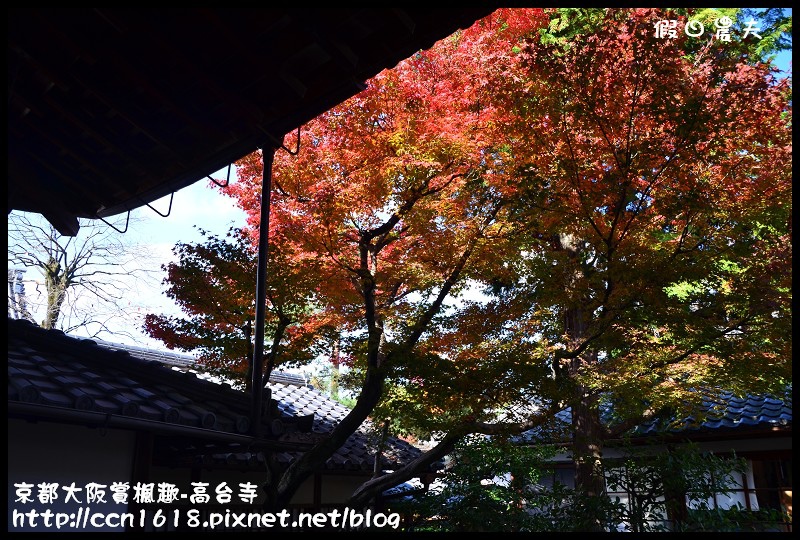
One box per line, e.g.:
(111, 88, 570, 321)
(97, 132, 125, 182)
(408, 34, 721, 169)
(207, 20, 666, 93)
(547, 436, 792, 463)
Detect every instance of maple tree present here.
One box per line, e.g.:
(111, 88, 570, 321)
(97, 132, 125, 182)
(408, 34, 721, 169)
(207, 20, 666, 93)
(143, 225, 330, 389)
(224, 7, 554, 509)
(472, 6, 792, 506)
(353, 8, 790, 511)
(146, 7, 791, 521)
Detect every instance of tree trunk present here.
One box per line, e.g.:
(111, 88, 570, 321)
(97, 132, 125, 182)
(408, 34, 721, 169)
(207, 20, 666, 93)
(267, 365, 386, 510)
(42, 258, 67, 330)
(8, 269, 34, 322)
(572, 389, 605, 497)
(243, 318, 253, 393)
(372, 418, 390, 480)
(559, 233, 606, 531)
(331, 336, 340, 401)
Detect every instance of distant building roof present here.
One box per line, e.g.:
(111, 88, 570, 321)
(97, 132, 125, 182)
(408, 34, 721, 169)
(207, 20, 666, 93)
(631, 390, 792, 437)
(268, 375, 428, 473)
(516, 390, 792, 445)
(92, 337, 198, 369)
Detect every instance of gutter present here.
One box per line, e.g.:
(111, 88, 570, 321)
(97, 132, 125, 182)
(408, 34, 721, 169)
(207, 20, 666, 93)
(9, 401, 313, 451)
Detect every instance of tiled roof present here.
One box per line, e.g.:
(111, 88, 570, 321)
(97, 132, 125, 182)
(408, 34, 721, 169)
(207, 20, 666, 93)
(631, 390, 792, 436)
(517, 390, 792, 444)
(8, 318, 304, 441)
(98, 340, 428, 472)
(96, 339, 429, 472)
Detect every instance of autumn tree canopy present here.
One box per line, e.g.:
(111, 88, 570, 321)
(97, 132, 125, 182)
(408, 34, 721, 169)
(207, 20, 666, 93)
(145, 7, 791, 516)
(143, 226, 332, 389)
(451, 6, 792, 501)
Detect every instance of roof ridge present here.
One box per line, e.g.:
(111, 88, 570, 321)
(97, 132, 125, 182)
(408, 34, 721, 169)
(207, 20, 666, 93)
(89, 336, 312, 387)
(90, 337, 198, 365)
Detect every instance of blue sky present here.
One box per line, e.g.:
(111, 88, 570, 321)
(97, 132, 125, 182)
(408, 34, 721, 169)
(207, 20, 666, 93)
(774, 48, 792, 75)
(107, 174, 248, 347)
(769, 8, 792, 75)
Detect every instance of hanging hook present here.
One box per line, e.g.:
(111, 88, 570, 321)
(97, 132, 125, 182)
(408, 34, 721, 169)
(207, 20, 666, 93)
(144, 191, 174, 218)
(281, 127, 301, 156)
(208, 163, 232, 188)
(263, 127, 301, 156)
(97, 210, 130, 233)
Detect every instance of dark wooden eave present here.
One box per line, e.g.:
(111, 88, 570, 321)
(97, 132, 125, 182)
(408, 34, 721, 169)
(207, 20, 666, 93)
(8, 8, 496, 235)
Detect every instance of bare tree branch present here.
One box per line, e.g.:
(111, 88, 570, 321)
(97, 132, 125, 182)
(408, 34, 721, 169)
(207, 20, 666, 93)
(7, 211, 159, 339)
